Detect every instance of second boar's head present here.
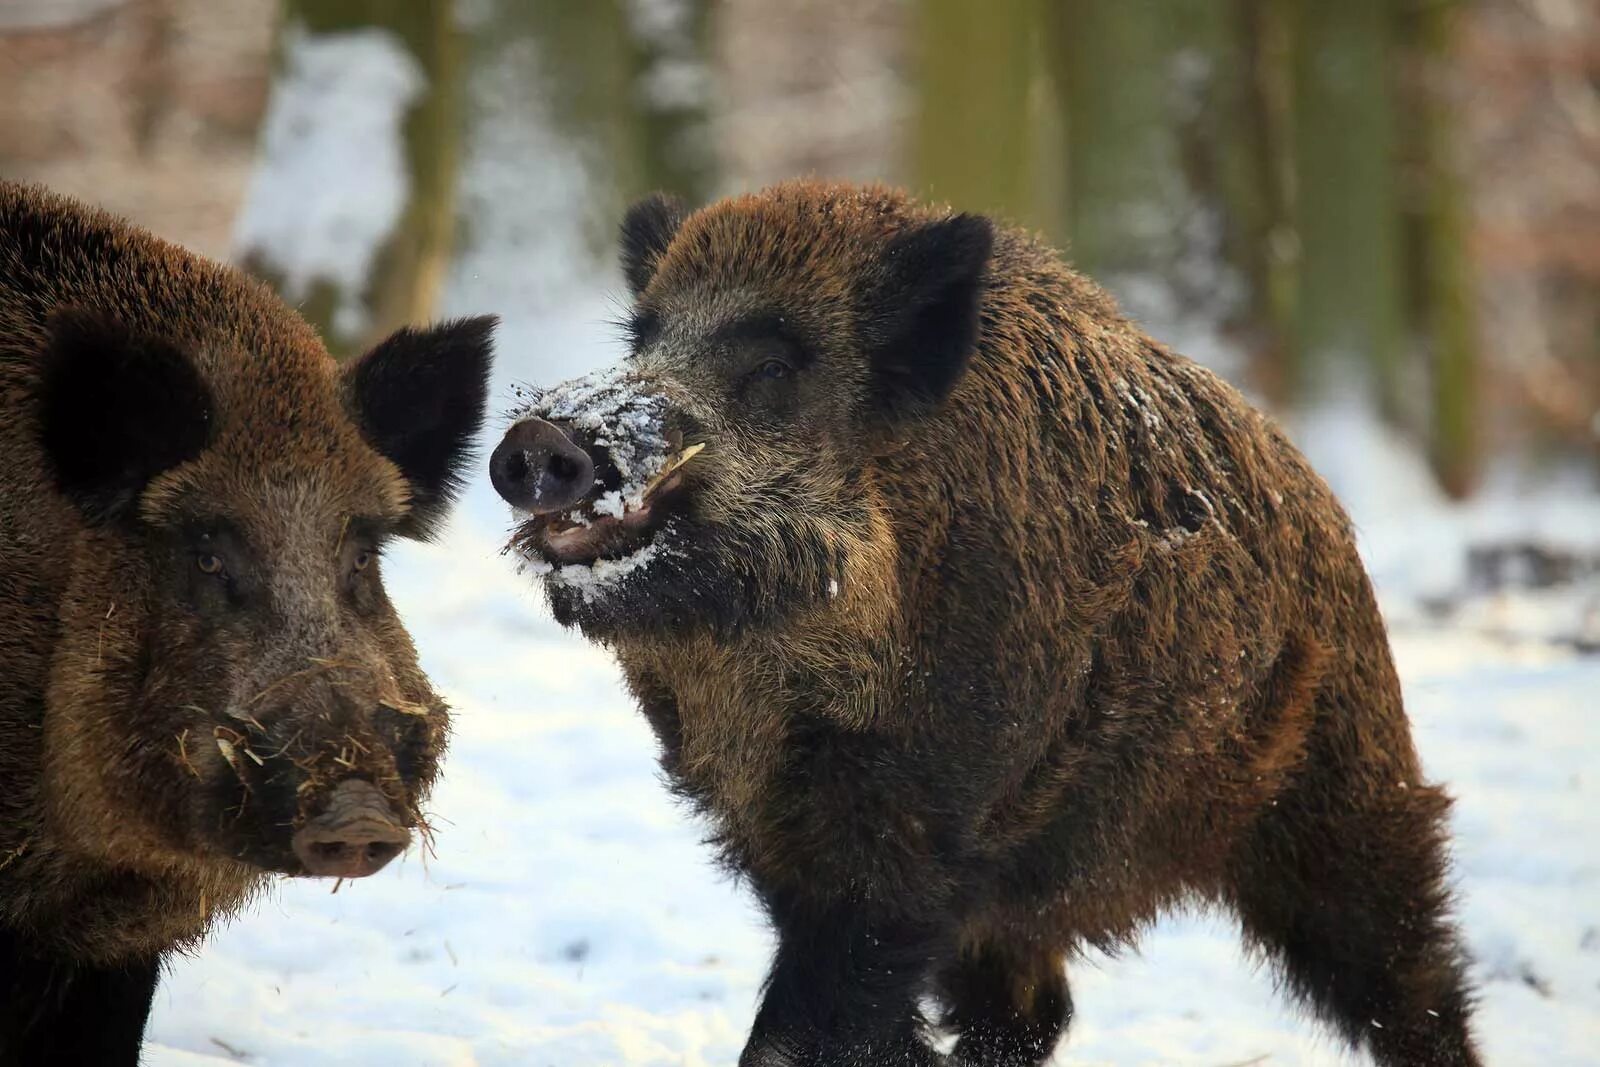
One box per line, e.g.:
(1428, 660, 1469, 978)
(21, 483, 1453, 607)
(34, 309, 494, 882)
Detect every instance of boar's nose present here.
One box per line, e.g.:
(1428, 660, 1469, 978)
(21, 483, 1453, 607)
(490, 417, 596, 514)
(291, 779, 411, 879)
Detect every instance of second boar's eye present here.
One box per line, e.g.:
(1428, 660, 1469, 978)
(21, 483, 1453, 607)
(758, 359, 791, 380)
(195, 553, 224, 576)
(352, 550, 374, 573)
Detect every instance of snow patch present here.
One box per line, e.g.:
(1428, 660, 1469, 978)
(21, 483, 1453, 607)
(232, 25, 424, 340)
(535, 535, 666, 601)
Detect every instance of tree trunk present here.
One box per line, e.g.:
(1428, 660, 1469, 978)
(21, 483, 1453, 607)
(912, 0, 1041, 227)
(1041, 0, 1253, 374)
(1227, 0, 1297, 406)
(496, 0, 716, 252)
(623, 0, 717, 206)
(1403, 0, 1481, 497)
(1044, 0, 1186, 283)
(1290, 0, 1403, 409)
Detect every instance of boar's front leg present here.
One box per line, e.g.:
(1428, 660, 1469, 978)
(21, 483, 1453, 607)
(739, 895, 950, 1067)
(0, 932, 161, 1067)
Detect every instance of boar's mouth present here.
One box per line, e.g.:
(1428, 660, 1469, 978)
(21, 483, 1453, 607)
(511, 445, 701, 568)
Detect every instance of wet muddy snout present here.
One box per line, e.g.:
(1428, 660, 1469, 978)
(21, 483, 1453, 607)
(490, 417, 595, 514)
(291, 779, 411, 879)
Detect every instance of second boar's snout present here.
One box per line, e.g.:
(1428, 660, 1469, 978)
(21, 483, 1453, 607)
(491, 417, 595, 514)
(291, 779, 410, 879)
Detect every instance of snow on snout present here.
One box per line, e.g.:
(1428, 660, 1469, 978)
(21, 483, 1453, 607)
(509, 365, 670, 519)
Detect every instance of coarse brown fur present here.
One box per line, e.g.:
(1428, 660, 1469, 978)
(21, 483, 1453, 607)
(0, 182, 492, 1063)
(504, 181, 1480, 1065)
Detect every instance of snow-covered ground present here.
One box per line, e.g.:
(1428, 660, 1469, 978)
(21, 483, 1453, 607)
(138, 304, 1599, 1066)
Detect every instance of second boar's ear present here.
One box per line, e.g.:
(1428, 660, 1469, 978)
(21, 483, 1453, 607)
(620, 193, 686, 298)
(861, 213, 994, 422)
(341, 316, 497, 541)
(36, 308, 213, 525)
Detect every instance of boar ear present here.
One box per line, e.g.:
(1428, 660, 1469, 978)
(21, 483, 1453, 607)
(861, 213, 993, 422)
(620, 193, 686, 297)
(36, 308, 213, 525)
(341, 316, 497, 541)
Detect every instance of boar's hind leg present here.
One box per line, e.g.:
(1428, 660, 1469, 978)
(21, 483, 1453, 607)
(1226, 765, 1481, 1067)
(937, 938, 1070, 1066)
(0, 935, 161, 1067)
(739, 900, 950, 1067)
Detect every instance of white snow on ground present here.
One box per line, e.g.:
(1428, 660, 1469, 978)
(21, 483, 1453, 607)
(231, 24, 424, 339)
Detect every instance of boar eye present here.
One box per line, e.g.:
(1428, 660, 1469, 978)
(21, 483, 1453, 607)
(758, 359, 791, 381)
(195, 553, 224, 576)
(352, 550, 374, 573)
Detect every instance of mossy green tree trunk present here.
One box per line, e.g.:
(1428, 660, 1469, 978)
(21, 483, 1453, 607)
(624, 0, 717, 206)
(1290, 0, 1403, 409)
(1040, 0, 1262, 374)
(1043, 0, 1188, 282)
(1398, 0, 1481, 498)
(912, 0, 1043, 228)
(1227, 0, 1297, 405)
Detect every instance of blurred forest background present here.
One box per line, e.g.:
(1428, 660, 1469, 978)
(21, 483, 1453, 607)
(1, 0, 1595, 501)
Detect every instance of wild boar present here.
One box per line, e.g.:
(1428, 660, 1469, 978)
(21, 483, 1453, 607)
(0, 181, 493, 1064)
(492, 182, 1480, 1067)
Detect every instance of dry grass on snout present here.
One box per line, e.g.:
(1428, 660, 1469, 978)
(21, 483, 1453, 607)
(167, 658, 440, 851)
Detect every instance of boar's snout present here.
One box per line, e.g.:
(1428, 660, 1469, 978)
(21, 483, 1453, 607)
(291, 779, 410, 879)
(491, 417, 594, 514)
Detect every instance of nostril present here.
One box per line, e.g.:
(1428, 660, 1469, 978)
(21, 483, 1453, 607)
(492, 418, 597, 513)
(503, 449, 529, 484)
(366, 840, 402, 864)
(293, 823, 410, 879)
(548, 451, 579, 483)
(311, 841, 349, 864)
(291, 779, 411, 879)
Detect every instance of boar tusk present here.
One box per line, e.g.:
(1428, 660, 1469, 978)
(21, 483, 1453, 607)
(641, 442, 706, 499)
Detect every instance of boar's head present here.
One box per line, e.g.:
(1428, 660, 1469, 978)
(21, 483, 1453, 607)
(495, 183, 990, 644)
(34, 309, 493, 882)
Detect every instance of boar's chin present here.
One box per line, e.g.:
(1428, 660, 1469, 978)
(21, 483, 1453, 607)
(534, 518, 842, 643)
